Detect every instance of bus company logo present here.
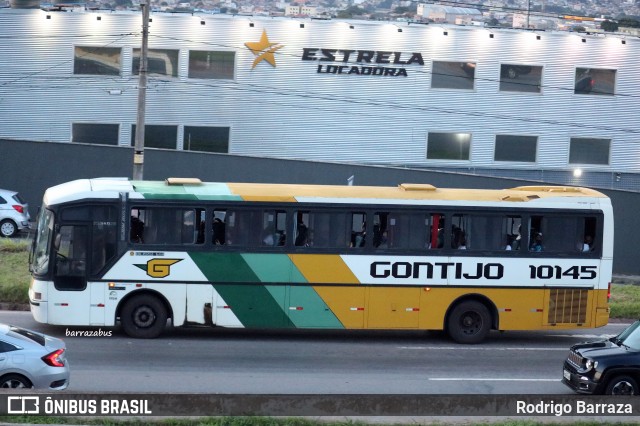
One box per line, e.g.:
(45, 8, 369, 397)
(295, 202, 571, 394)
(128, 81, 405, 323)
(245, 29, 284, 69)
(134, 258, 182, 278)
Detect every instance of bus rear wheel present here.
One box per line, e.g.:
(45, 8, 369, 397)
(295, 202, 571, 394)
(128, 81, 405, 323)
(447, 301, 491, 344)
(121, 295, 168, 339)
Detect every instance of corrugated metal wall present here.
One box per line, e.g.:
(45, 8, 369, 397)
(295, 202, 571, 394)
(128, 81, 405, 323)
(1, 9, 639, 173)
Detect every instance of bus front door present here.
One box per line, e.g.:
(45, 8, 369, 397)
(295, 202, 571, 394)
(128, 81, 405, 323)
(50, 224, 90, 325)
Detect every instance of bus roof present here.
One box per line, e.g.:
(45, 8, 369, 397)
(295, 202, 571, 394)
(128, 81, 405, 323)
(43, 178, 609, 207)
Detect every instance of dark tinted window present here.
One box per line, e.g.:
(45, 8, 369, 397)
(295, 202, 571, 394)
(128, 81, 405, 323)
(431, 61, 475, 90)
(0, 340, 20, 353)
(495, 135, 537, 162)
(130, 207, 205, 245)
(427, 133, 471, 160)
(72, 123, 119, 146)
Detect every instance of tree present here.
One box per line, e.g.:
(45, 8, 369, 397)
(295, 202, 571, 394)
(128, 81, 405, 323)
(600, 20, 619, 32)
(618, 18, 640, 28)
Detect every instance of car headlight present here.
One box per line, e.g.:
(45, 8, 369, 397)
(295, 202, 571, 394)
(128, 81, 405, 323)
(585, 359, 598, 371)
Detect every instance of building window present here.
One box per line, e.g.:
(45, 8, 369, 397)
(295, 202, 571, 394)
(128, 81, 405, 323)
(427, 132, 471, 160)
(72, 123, 119, 145)
(183, 126, 230, 153)
(132, 49, 179, 77)
(188, 51, 235, 79)
(431, 61, 475, 90)
(499, 65, 542, 93)
(569, 137, 610, 165)
(74, 46, 121, 75)
(494, 135, 537, 162)
(574, 68, 615, 95)
(131, 125, 178, 149)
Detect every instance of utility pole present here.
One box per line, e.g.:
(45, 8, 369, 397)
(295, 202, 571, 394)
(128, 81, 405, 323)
(133, 2, 149, 181)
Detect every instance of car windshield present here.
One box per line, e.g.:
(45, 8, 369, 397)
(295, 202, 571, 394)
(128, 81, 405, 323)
(30, 208, 54, 275)
(615, 320, 640, 350)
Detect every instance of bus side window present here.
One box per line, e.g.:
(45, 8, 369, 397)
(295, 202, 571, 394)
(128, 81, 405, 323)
(130, 209, 144, 243)
(212, 210, 226, 245)
(294, 211, 309, 247)
(349, 212, 366, 248)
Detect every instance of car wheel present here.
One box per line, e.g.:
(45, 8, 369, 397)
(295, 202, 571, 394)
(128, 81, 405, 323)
(0, 374, 33, 389)
(121, 294, 168, 339)
(605, 375, 639, 395)
(0, 219, 18, 238)
(507, 67, 518, 79)
(447, 301, 491, 344)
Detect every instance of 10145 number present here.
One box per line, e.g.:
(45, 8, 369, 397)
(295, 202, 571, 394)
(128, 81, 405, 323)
(529, 265, 597, 280)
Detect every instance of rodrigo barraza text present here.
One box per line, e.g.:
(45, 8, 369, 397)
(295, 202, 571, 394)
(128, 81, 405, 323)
(516, 400, 633, 416)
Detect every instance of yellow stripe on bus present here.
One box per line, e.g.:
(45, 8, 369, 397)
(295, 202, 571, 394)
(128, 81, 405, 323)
(289, 254, 359, 284)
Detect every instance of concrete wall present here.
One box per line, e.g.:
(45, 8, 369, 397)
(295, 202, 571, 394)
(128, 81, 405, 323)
(2, 138, 637, 275)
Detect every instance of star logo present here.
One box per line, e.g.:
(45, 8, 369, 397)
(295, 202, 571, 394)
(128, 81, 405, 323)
(245, 29, 284, 69)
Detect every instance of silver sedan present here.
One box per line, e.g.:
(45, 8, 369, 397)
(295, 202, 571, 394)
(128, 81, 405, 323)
(0, 323, 69, 389)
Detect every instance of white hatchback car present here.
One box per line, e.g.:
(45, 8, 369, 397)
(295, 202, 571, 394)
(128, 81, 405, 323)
(0, 188, 30, 238)
(0, 324, 70, 390)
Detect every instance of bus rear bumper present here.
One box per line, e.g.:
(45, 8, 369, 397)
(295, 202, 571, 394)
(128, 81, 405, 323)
(30, 298, 48, 324)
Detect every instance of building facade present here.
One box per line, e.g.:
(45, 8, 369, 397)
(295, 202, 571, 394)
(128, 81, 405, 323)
(1, 8, 639, 191)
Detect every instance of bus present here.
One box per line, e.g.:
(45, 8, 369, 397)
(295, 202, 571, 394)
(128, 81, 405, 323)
(28, 177, 613, 343)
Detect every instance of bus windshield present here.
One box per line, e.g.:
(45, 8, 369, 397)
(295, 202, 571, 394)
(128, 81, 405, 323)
(30, 208, 54, 275)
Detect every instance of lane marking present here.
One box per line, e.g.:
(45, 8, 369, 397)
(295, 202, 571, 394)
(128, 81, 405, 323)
(398, 346, 568, 350)
(428, 378, 559, 382)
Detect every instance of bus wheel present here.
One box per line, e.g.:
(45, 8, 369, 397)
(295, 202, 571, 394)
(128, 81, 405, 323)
(121, 295, 168, 339)
(447, 301, 491, 344)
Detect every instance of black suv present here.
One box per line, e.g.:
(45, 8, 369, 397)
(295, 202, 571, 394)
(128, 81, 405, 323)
(562, 320, 640, 395)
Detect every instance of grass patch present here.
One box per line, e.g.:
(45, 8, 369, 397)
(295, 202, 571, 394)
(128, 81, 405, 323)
(609, 282, 640, 319)
(0, 238, 31, 304)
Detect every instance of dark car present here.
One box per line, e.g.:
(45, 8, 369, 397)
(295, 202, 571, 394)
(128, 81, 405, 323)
(562, 320, 640, 395)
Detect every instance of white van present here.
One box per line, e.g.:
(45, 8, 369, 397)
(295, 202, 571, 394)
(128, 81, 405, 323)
(0, 188, 30, 237)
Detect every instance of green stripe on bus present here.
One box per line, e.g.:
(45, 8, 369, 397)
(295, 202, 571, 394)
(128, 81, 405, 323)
(189, 252, 294, 328)
(215, 284, 294, 328)
(190, 252, 260, 283)
(287, 285, 344, 328)
(140, 193, 199, 200)
(241, 253, 307, 283)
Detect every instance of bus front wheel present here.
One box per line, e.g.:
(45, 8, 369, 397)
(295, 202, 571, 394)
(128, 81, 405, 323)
(120, 295, 168, 339)
(447, 301, 491, 344)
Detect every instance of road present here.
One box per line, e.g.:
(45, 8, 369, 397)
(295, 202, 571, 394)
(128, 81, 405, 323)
(2, 310, 630, 394)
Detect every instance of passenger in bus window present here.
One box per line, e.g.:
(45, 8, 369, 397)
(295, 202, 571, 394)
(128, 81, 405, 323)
(582, 235, 593, 252)
(458, 235, 467, 250)
(212, 218, 225, 245)
(130, 215, 144, 243)
(295, 218, 308, 246)
(505, 234, 514, 250)
(350, 222, 366, 248)
(530, 232, 544, 252)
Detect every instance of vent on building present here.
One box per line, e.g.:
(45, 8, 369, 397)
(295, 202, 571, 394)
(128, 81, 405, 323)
(547, 289, 588, 324)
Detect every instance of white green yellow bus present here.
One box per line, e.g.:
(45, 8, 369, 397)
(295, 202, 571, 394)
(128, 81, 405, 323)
(29, 177, 613, 343)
